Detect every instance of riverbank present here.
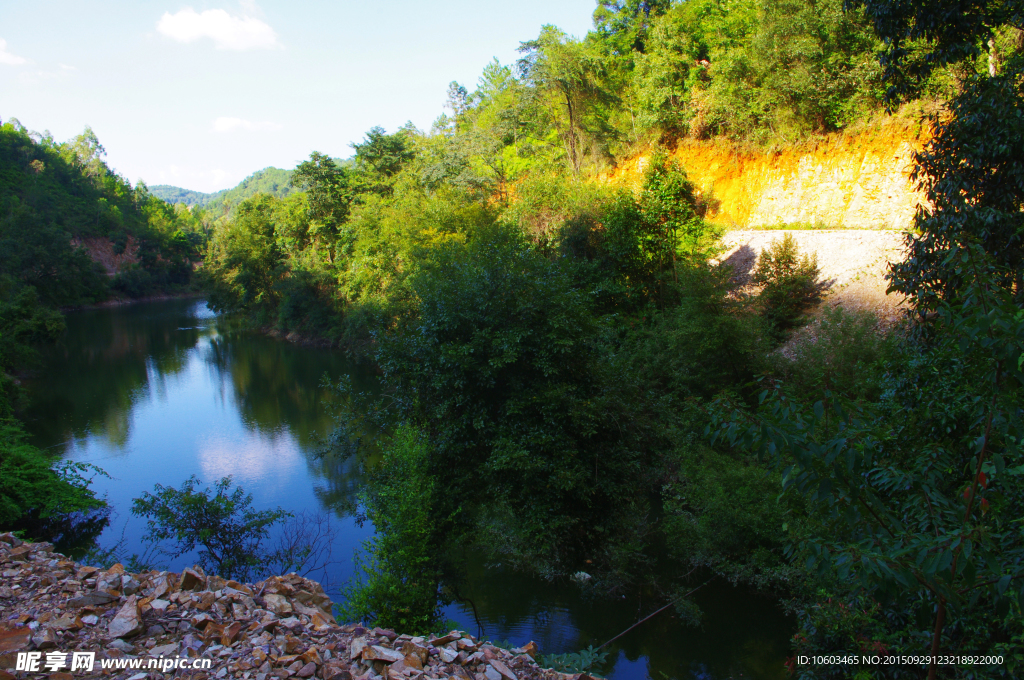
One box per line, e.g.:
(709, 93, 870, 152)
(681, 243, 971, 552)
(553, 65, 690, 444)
(61, 290, 205, 313)
(0, 535, 567, 680)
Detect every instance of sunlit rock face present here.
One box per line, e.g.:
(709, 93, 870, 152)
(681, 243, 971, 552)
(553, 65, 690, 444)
(602, 115, 930, 231)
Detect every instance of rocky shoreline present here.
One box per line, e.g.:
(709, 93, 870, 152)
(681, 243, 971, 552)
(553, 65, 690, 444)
(0, 535, 579, 680)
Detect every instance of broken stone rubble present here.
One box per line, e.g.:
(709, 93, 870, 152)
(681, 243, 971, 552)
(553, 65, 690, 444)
(0, 534, 592, 680)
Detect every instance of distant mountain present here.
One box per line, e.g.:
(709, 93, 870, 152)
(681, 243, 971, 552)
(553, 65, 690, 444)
(148, 185, 217, 207)
(150, 166, 298, 218)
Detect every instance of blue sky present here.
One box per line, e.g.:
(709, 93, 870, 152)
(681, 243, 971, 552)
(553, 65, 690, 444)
(0, 1, 596, 192)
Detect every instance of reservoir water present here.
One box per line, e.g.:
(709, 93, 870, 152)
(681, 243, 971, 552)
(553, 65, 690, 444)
(22, 298, 794, 680)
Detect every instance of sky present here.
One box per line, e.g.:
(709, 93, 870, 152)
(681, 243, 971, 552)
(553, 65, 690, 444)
(0, 1, 597, 193)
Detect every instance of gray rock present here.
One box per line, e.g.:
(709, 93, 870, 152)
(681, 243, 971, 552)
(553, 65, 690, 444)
(363, 645, 405, 664)
(68, 592, 116, 607)
(121, 575, 141, 595)
(151, 642, 179, 656)
(488, 659, 518, 680)
(108, 595, 143, 638)
(108, 638, 135, 653)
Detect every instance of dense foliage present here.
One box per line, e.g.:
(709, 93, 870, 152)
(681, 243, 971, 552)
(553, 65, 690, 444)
(0, 421, 107, 547)
(193, 0, 924, 349)
(709, 5, 1024, 678)
(189, 4, 1024, 665)
(339, 426, 446, 633)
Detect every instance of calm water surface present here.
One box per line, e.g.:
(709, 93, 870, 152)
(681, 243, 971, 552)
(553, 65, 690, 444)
(23, 298, 794, 680)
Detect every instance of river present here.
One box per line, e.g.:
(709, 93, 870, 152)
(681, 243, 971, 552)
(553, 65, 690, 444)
(21, 298, 794, 680)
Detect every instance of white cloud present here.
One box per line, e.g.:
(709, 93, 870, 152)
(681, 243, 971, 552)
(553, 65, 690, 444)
(157, 8, 279, 51)
(212, 116, 282, 133)
(198, 432, 302, 486)
(0, 39, 29, 65)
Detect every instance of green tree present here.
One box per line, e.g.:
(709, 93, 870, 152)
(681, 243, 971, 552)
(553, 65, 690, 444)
(339, 425, 447, 633)
(709, 5, 1024, 677)
(888, 58, 1024, 312)
(518, 26, 611, 176)
(352, 126, 416, 196)
(592, 0, 672, 55)
(290, 152, 354, 260)
(132, 476, 290, 582)
(376, 224, 648, 573)
(751, 233, 822, 338)
(848, 0, 1024, 102)
(204, 194, 284, 318)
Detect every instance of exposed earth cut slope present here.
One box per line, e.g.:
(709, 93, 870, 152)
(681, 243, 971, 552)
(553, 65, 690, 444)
(603, 115, 931, 230)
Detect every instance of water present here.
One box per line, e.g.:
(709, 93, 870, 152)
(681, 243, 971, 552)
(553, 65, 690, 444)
(21, 298, 794, 680)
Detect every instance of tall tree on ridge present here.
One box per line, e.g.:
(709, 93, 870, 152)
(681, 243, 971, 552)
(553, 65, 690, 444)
(518, 26, 608, 177)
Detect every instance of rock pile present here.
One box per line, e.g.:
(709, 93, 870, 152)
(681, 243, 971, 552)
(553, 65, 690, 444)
(0, 535, 580, 680)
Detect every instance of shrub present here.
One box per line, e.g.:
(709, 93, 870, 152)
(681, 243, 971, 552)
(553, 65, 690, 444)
(777, 305, 897, 402)
(111, 266, 154, 298)
(338, 425, 446, 633)
(662, 440, 803, 591)
(132, 476, 290, 581)
(0, 419, 108, 542)
(618, 264, 765, 400)
(752, 233, 821, 338)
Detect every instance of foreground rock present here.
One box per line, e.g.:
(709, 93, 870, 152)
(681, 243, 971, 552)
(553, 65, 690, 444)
(0, 535, 585, 680)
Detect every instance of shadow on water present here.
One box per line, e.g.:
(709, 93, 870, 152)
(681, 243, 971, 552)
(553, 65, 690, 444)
(21, 301, 207, 451)
(442, 552, 793, 680)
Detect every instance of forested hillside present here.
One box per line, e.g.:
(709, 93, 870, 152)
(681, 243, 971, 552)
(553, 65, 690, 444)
(147, 184, 215, 207)
(196, 0, 945, 342)
(151, 166, 297, 218)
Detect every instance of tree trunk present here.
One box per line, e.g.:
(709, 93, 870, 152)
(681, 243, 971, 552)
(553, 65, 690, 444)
(564, 91, 580, 177)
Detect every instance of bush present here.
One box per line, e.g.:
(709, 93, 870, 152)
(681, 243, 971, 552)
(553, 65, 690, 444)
(131, 476, 291, 581)
(618, 264, 764, 400)
(752, 233, 821, 338)
(111, 266, 155, 298)
(375, 223, 653, 576)
(662, 440, 804, 591)
(776, 305, 897, 402)
(0, 419, 108, 540)
(338, 425, 446, 633)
